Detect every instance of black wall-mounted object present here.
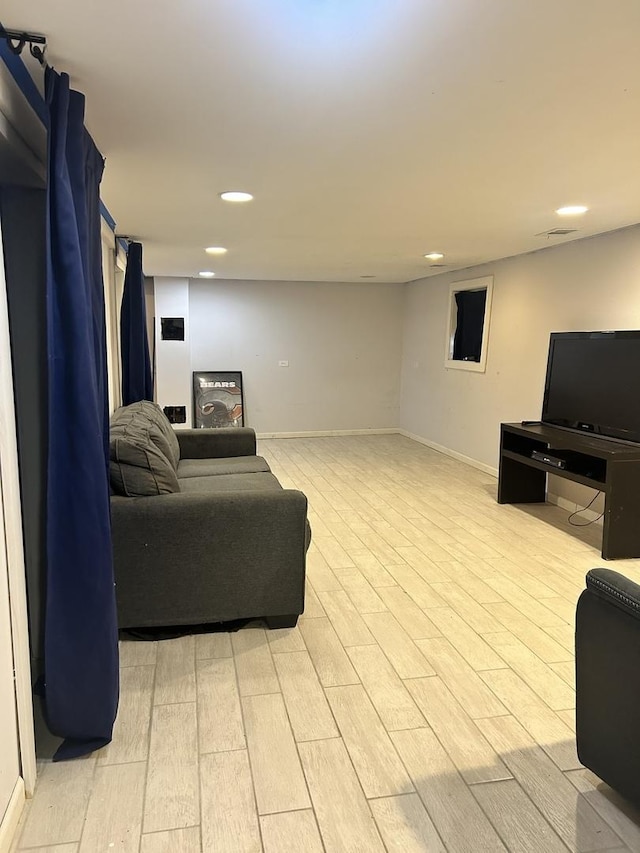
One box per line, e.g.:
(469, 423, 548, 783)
(163, 405, 186, 424)
(160, 317, 184, 341)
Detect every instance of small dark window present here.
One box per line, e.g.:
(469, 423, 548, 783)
(452, 289, 487, 362)
(161, 317, 185, 341)
(445, 276, 493, 372)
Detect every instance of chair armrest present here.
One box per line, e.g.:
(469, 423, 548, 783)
(585, 568, 640, 621)
(576, 568, 640, 806)
(177, 427, 257, 459)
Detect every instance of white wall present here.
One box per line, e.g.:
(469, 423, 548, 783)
(0, 222, 21, 843)
(0, 484, 21, 841)
(189, 279, 404, 434)
(400, 224, 640, 506)
(153, 227, 640, 508)
(101, 220, 121, 413)
(155, 278, 192, 427)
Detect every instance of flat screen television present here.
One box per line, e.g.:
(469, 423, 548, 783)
(542, 330, 640, 444)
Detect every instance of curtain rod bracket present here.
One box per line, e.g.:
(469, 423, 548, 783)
(29, 42, 46, 65)
(0, 23, 48, 67)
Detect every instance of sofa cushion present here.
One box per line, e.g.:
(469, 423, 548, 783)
(177, 456, 271, 479)
(179, 472, 283, 494)
(111, 401, 180, 470)
(110, 425, 180, 496)
(138, 401, 181, 467)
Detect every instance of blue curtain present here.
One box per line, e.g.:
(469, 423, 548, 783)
(44, 68, 119, 760)
(121, 241, 153, 404)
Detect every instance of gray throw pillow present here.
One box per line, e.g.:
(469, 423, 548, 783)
(111, 402, 180, 471)
(135, 401, 181, 467)
(110, 426, 180, 496)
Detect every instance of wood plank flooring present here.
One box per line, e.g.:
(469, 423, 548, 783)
(13, 434, 640, 852)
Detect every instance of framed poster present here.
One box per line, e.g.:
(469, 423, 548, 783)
(193, 371, 245, 428)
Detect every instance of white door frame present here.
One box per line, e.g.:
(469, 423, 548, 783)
(0, 217, 36, 795)
(0, 48, 46, 804)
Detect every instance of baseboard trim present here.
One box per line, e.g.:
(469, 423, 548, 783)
(399, 429, 499, 478)
(0, 777, 25, 853)
(258, 426, 501, 477)
(257, 428, 398, 439)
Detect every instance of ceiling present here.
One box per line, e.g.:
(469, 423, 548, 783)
(4, 1, 640, 282)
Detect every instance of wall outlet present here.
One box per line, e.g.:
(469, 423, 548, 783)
(278, 360, 289, 367)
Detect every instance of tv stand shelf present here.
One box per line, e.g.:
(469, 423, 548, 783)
(498, 422, 640, 560)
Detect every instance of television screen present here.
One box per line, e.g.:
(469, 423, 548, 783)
(542, 331, 640, 443)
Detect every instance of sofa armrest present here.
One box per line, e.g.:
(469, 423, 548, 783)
(585, 568, 640, 620)
(176, 427, 257, 459)
(111, 489, 308, 628)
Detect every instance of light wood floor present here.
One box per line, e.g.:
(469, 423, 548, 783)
(12, 434, 640, 852)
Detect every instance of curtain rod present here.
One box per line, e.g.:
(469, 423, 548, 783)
(0, 23, 48, 66)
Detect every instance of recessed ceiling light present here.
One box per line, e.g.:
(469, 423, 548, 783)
(199, 271, 216, 278)
(556, 205, 588, 216)
(424, 252, 444, 261)
(205, 246, 227, 255)
(220, 191, 253, 202)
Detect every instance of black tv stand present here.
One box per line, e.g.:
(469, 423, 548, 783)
(498, 422, 640, 560)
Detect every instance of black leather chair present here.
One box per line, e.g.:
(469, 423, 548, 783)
(576, 568, 640, 807)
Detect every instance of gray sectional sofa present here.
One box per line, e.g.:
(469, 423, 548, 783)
(109, 401, 310, 630)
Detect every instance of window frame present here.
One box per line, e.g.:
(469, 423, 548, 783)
(444, 275, 494, 373)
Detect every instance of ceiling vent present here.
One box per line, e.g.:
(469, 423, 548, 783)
(536, 228, 579, 237)
(429, 263, 447, 268)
